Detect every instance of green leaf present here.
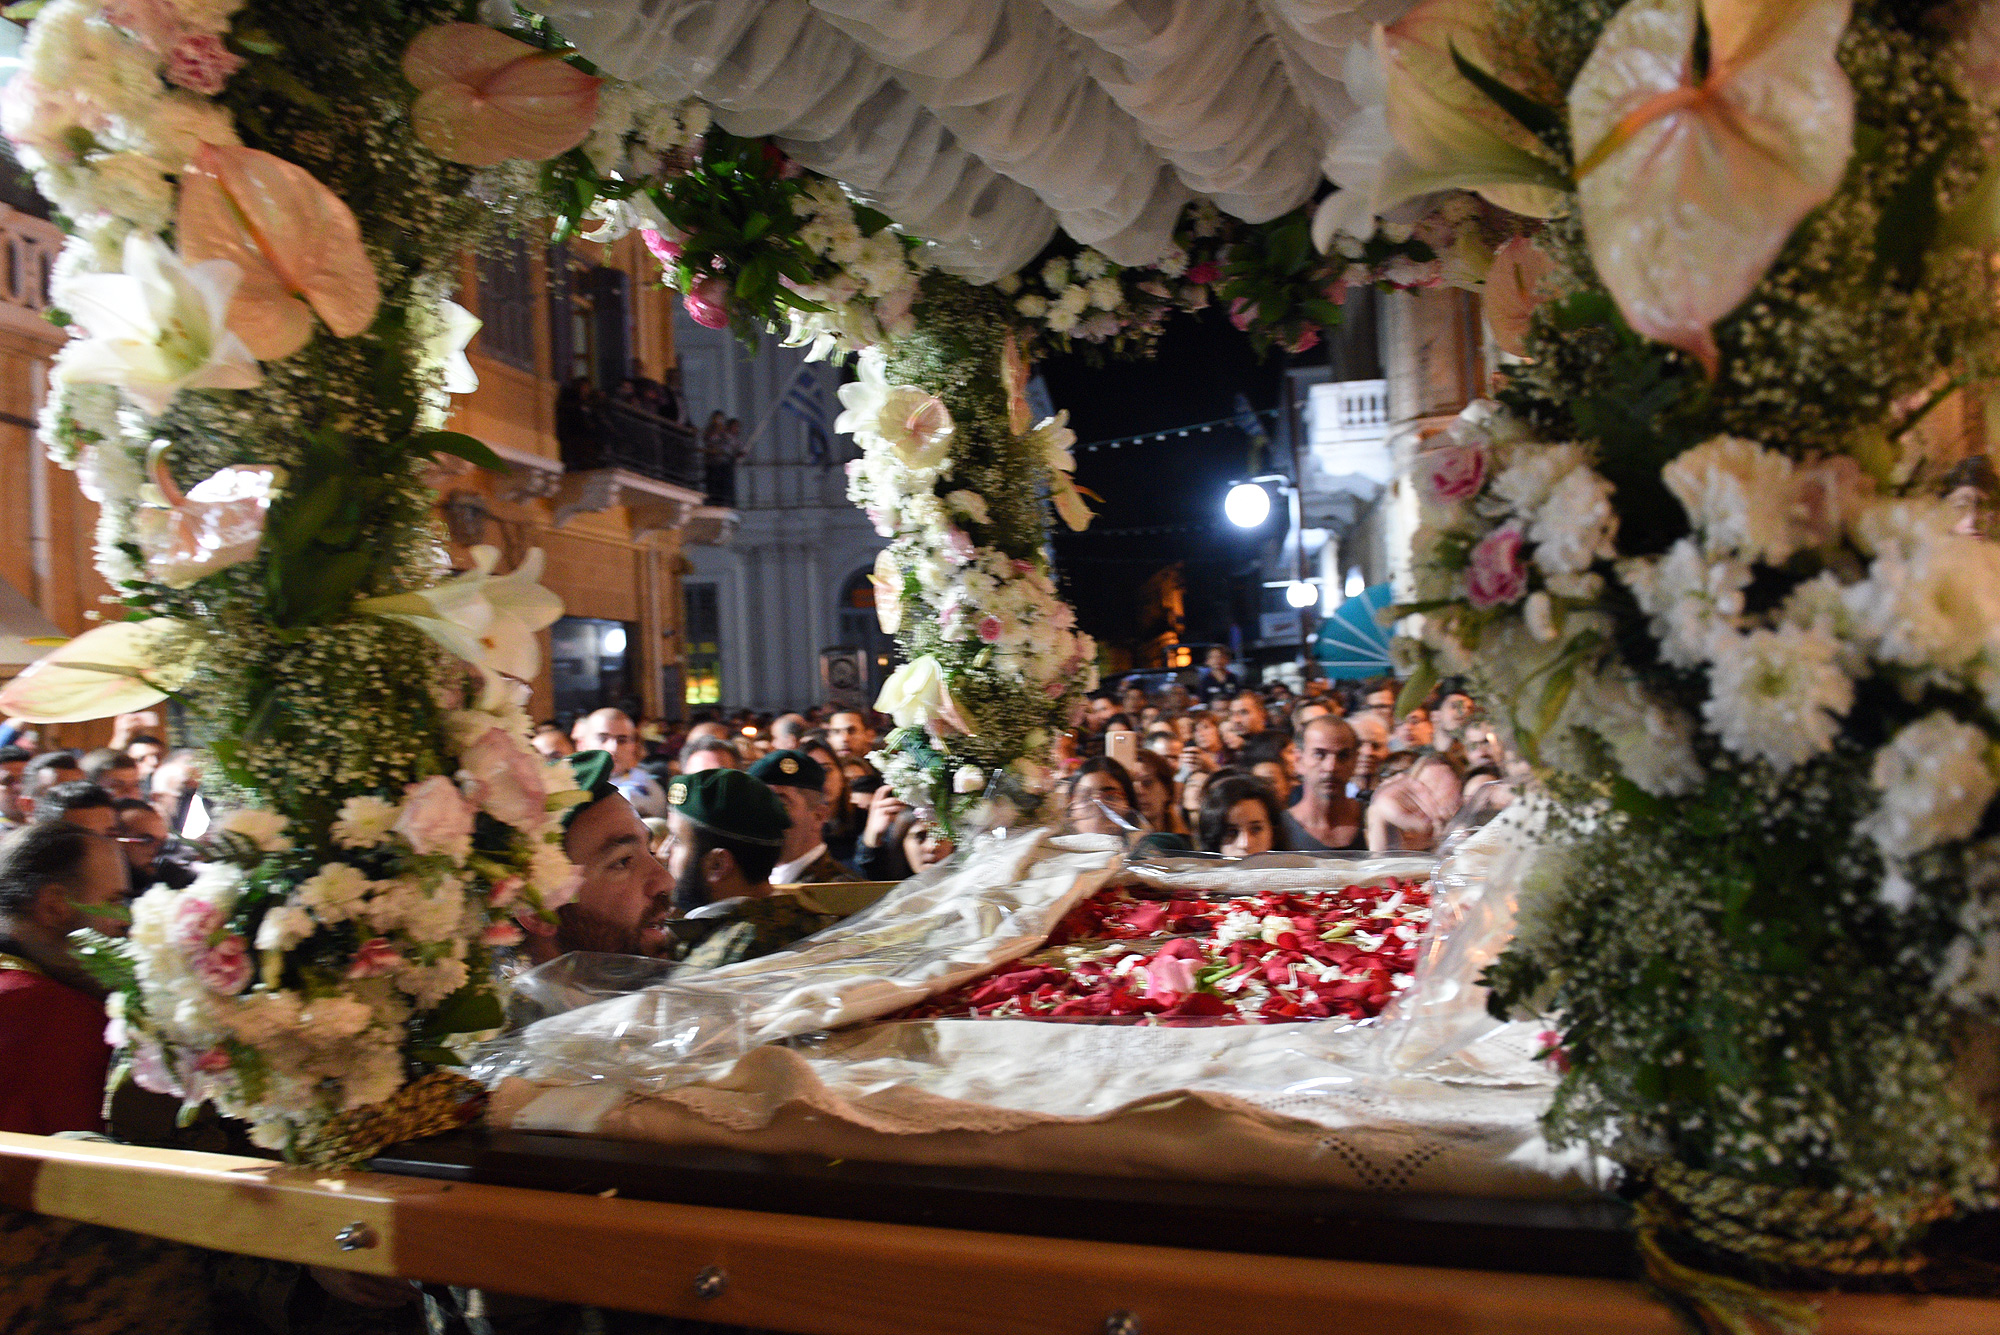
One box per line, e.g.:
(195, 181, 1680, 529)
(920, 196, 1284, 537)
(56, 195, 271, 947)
(1450, 43, 1561, 139)
(405, 1045, 466, 1068)
(742, 212, 770, 241)
(413, 431, 506, 472)
(425, 982, 504, 1036)
(271, 476, 345, 556)
(1395, 658, 1438, 720)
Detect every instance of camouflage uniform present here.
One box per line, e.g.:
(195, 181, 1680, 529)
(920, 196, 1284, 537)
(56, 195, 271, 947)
(775, 848, 861, 886)
(669, 894, 841, 972)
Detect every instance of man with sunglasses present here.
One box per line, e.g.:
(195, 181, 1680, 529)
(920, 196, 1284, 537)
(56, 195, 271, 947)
(110, 798, 195, 893)
(1282, 716, 1367, 851)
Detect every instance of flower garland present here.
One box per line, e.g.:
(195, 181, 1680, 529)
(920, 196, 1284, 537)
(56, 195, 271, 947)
(1369, 0, 2000, 1286)
(0, 0, 599, 1155)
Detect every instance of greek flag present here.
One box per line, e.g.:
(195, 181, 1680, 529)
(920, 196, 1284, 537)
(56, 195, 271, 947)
(782, 367, 832, 466)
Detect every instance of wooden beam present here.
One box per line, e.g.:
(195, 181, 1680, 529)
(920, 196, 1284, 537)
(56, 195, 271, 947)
(1, 1133, 1991, 1335)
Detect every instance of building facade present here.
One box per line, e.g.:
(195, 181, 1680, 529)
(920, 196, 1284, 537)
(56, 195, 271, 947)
(674, 312, 888, 714)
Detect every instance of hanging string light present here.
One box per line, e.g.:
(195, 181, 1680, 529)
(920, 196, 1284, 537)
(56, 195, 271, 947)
(1073, 406, 1283, 453)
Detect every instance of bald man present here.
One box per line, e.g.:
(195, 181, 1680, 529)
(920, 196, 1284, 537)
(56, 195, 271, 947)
(575, 708, 667, 817)
(1283, 716, 1366, 851)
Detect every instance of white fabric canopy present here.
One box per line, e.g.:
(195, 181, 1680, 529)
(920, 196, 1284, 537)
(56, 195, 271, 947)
(528, 0, 1411, 280)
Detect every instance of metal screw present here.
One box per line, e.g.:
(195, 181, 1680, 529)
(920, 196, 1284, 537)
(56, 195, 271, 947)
(692, 1265, 728, 1300)
(1104, 1312, 1140, 1335)
(333, 1222, 378, 1252)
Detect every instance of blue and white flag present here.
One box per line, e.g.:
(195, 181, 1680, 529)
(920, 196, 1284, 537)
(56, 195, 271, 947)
(782, 367, 832, 465)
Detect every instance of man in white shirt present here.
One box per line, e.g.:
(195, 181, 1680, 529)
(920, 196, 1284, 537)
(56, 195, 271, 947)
(750, 750, 859, 885)
(575, 707, 666, 817)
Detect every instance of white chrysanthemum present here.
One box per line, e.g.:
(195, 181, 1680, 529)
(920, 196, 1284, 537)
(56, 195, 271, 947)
(331, 795, 400, 849)
(1073, 250, 1109, 279)
(1620, 538, 1748, 668)
(298, 863, 371, 924)
(1529, 464, 1617, 575)
(1863, 713, 1997, 861)
(1702, 625, 1853, 772)
(216, 808, 291, 853)
(1084, 275, 1122, 310)
(298, 994, 373, 1041)
(1488, 441, 1585, 518)
(1013, 293, 1050, 319)
(396, 958, 470, 1008)
(1781, 572, 1868, 674)
(1041, 256, 1070, 289)
(254, 903, 316, 952)
(1662, 435, 1796, 565)
(1574, 670, 1704, 796)
(1844, 528, 2000, 675)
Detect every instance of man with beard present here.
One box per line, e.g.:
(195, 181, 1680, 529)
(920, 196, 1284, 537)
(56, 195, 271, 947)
(516, 751, 676, 965)
(1281, 716, 1367, 851)
(659, 766, 844, 971)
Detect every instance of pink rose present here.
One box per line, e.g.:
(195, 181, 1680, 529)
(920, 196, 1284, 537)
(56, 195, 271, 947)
(191, 935, 252, 995)
(1536, 1029, 1571, 1075)
(944, 528, 976, 565)
(487, 875, 524, 909)
(164, 33, 244, 95)
(977, 615, 1005, 644)
(346, 937, 401, 979)
(458, 727, 548, 830)
(130, 1039, 184, 1098)
(1420, 441, 1487, 507)
(1287, 325, 1321, 354)
(683, 277, 729, 329)
(1145, 954, 1200, 997)
(1227, 298, 1255, 332)
(1465, 526, 1528, 609)
(194, 1046, 232, 1073)
(395, 775, 476, 860)
(169, 896, 224, 952)
(1185, 262, 1220, 286)
(641, 229, 683, 268)
(482, 921, 525, 948)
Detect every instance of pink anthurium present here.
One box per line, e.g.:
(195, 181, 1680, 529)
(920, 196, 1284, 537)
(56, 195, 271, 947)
(1001, 330, 1032, 436)
(402, 23, 601, 168)
(1483, 236, 1558, 357)
(0, 618, 182, 723)
(135, 444, 283, 588)
(177, 143, 382, 361)
(1568, 0, 1855, 377)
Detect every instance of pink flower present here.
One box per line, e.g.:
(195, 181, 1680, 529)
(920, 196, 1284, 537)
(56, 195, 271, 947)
(1144, 953, 1201, 997)
(169, 897, 224, 952)
(482, 921, 525, 948)
(977, 615, 1006, 644)
(395, 775, 476, 860)
(944, 528, 976, 565)
(104, 1012, 128, 1050)
(1536, 1029, 1571, 1075)
(347, 937, 401, 979)
(1227, 298, 1255, 332)
(1287, 325, 1321, 354)
(194, 1046, 232, 1073)
(102, 0, 182, 52)
(191, 935, 252, 995)
(641, 229, 683, 268)
(458, 727, 548, 830)
(539, 870, 582, 912)
(130, 1039, 184, 1098)
(683, 276, 729, 329)
(1420, 441, 1487, 507)
(1012, 559, 1034, 575)
(1185, 262, 1221, 286)
(487, 875, 524, 909)
(875, 284, 918, 342)
(403, 23, 601, 167)
(164, 33, 244, 95)
(1465, 526, 1528, 609)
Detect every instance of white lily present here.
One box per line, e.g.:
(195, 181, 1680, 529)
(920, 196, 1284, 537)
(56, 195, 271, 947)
(428, 299, 482, 396)
(53, 233, 262, 418)
(875, 654, 972, 734)
(355, 546, 563, 705)
(0, 618, 184, 723)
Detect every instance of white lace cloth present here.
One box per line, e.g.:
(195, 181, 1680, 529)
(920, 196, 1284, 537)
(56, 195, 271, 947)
(484, 830, 1608, 1199)
(522, 0, 1412, 278)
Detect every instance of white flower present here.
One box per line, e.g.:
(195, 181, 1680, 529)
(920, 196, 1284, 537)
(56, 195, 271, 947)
(396, 957, 470, 1008)
(53, 233, 261, 417)
(354, 546, 564, 708)
(953, 764, 986, 795)
(1084, 276, 1122, 310)
(1620, 538, 1748, 669)
(1014, 293, 1049, 319)
(1863, 714, 1996, 861)
(254, 904, 316, 952)
(331, 796, 400, 849)
(1529, 465, 1618, 576)
(1524, 591, 1558, 642)
(944, 490, 990, 524)
(1844, 528, 2000, 675)
(298, 995, 373, 1041)
(875, 654, 968, 731)
(1575, 670, 1704, 796)
(1042, 257, 1070, 289)
(298, 863, 372, 924)
(1701, 625, 1853, 772)
(1663, 436, 1797, 565)
(1073, 250, 1109, 279)
(1489, 442, 1586, 518)
(216, 808, 291, 853)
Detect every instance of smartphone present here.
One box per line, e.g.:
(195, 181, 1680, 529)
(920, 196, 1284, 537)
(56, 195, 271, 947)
(1106, 729, 1138, 769)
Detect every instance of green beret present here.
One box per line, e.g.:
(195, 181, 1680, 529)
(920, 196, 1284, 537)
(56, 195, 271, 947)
(562, 750, 620, 828)
(666, 767, 789, 846)
(748, 749, 825, 793)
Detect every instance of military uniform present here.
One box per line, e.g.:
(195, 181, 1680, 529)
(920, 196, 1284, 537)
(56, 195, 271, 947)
(778, 847, 861, 885)
(669, 894, 842, 971)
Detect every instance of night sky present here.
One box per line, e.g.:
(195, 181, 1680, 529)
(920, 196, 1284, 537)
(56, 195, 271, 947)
(1039, 304, 1290, 658)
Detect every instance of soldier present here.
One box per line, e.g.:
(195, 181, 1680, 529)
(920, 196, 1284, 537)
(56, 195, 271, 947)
(659, 768, 844, 971)
(749, 750, 860, 886)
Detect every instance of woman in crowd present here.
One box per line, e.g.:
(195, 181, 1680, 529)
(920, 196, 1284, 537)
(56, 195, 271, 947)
(1127, 749, 1184, 835)
(1065, 757, 1138, 837)
(897, 809, 955, 871)
(1188, 713, 1230, 771)
(798, 730, 862, 864)
(1178, 768, 1211, 830)
(1197, 773, 1289, 858)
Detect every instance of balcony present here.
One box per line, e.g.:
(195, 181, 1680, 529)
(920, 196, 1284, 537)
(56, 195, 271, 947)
(1305, 378, 1393, 492)
(557, 400, 705, 492)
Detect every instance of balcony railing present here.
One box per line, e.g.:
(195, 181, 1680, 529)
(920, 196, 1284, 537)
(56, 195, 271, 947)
(557, 401, 704, 492)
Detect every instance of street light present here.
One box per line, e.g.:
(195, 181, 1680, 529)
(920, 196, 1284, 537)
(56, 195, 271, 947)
(1285, 580, 1318, 608)
(1223, 480, 1273, 528)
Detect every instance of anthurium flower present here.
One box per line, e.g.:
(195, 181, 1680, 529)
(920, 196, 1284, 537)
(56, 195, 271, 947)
(0, 618, 183, 723)
(1483, 236, 1559, 356)
(875, 655, 972, 734)
(1568, 0, 1855, 376)
(1001, 330, 1032, 435)
(355, 546, 563, 707)
(870, 548, 903, 635)
(402, 23, 601, 168)
(134, 444, 284, 589)
(53, 233, 261, 417)
(177, 143, 382, 362)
